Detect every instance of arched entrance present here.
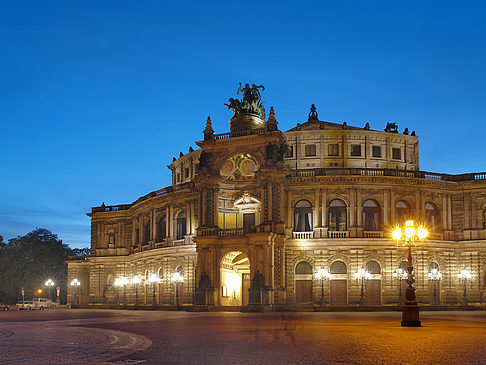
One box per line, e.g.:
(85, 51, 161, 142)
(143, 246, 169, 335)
(330, 261, 348, 306)
(294, 261, 313, 304)
(220, 251, 250, 306)
(365, 260, 381, 305)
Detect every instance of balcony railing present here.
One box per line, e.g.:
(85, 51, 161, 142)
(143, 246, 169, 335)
(197, 223, 274, 238)
(363, 231, 384, 238)
(292, 231, 314, 239)
(328, 231, 350, 238)
(289, 168, 486, 182)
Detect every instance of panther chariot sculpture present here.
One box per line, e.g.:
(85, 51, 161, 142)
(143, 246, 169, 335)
(225, 83, 266, 120)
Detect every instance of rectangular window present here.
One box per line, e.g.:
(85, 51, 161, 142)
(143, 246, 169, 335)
(392, 148, 401, 160)
(351, 144, 361, 156)
(305, 144, 316, 156)
(372, 146, 382, 158)
(328, 144, 339, 156)
(285, 145, 294, 158)
(184, 167, 190, 178)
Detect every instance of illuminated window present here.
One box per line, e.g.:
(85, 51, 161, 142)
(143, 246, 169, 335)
(222, 286, 229, 297)
(305, 144, 316, 156)
(363, 199, 380, 231)
(395, 200, 410, 223)
(176, 211, 186, 239)
(294, 200, 313, 232)
(329, 199, 347, 231)
(425, 203, 440, 232)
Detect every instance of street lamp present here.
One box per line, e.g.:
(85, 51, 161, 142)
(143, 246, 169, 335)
(132, 275, 141, 308)
(458, 269, 472, 307)
(45, 279, 55, 300)
(392, 220, 428, 327)
(314, 268, 331, 307)
(70, 278, 81, 306)
(355, 267, 370, 307)
(115, 276, 128, 308)
(428, 268, 442, 306)
(147, 273, 159, 308)
(393, 268, 408, 306)
(171, 271, 184, 309)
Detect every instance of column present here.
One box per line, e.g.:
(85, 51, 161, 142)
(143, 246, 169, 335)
(313, 189, 319, 228)
(165, 206, 170, 238)
(322, 189, 327, 227)
(287, 189, 292, 228)
(186, 201, 191, 235)
(442, 195, 448, 232)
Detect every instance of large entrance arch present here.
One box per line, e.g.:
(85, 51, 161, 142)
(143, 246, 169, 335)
(220, 251, 250, 306)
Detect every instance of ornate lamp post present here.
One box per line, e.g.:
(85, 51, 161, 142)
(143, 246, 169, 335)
(355, 267, 370, 307)
(132, 275, 141, 308)
(393, 268, 408, 306)
(114, 277, 121, 307)
(70, 278, 81, 306)
(428, 268, 442, 306)
(148, 273, 159, 308)
(458, 269, 472, 307)
(314, 268, 331, 307)
(45, 279, 55, 300)
(392, 220, 428, 327)
(171, 271, 184, 309)
(115, 276, 128, 308)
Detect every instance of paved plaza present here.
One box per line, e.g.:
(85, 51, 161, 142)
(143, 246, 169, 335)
(0, 309, 485, 364)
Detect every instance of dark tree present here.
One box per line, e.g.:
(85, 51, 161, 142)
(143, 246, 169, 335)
(0, 228, 87, 304)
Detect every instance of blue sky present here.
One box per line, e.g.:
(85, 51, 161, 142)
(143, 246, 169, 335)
(1, 1, 485, 248)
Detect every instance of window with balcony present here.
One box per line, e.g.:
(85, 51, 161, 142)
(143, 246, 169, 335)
(294, 200, 313, 232)
(176, 211, 186, 239)
(425, 202, 440, 232)
(395, 200, 410, 224)
(363, 199, 380, 231)
(305, 144, 316, 156)
(328, 199, 347, 231)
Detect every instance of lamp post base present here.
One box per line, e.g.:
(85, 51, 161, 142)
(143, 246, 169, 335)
(401, 304, 421, 327)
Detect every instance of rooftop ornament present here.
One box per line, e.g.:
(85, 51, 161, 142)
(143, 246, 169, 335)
(225, 83, 266, 119)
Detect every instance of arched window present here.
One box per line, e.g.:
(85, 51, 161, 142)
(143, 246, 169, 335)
(295, 261, 313, 274)
(158, 215, 167, 241)
(176, 211, 186, 239)
(176, 266, 184, 276)
(329, 199, 347, 231)
(294, 200, 313, 232)
(429, 262, 439, 271)
(363, 199, 380, 231)
(366, 261, 381, 274)
(395, 200, 410, 224)
(330, 261, 347, 274)
(425, 203, 440, 232)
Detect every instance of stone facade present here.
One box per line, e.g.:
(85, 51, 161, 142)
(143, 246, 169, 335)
(67, 87, 486, 309)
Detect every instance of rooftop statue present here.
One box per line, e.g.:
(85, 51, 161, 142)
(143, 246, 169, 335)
(225, 82, 266, 120)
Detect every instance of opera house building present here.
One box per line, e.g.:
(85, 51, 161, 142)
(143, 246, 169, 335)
(68, 84, 486, 310)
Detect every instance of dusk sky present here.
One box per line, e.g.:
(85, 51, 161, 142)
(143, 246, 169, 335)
(1, 1, 485, 248)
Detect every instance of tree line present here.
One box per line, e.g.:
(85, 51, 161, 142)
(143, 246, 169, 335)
(0, 228, 89, 304)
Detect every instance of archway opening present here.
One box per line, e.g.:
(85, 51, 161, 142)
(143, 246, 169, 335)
(220, 251, 250, 306)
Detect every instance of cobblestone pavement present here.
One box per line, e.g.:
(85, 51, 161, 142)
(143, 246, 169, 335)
(1, 310, 485, 364)
(0, 313, 152, 364)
